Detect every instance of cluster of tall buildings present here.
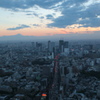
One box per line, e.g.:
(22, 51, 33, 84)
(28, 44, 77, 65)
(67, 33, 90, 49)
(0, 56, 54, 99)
(31, 40, 69, 59)
(0, 40, 100, 100)
(59, 40, 69, 53)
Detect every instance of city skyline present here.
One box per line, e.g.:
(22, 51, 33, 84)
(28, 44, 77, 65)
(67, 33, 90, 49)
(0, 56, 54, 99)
(0, 0, 100, 38)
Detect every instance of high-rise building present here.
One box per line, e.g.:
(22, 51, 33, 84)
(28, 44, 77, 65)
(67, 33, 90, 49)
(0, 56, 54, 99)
(48, 40, 50, 51)
(36, 42, 42, 51)
(64, 41, 69, 54)
(59, 40, 64, 52)
(48, 41, 55, 52)
(31, 42, 35, 49)
(59, 40, 69, 53)
(64, 41, 68, 48)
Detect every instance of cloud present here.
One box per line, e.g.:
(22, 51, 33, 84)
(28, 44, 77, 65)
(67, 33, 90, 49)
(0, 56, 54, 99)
(7, 24, 30, 30)
(26, 13, 32, 15)
(0, 0, 61, 9)
(33, 12, 39, 17)
(46, 14, 54, 19)
(40, 16, 44, 19)
(78, 3, 100, 27)
(33, 24, 40, 27)
(0, 0, 100, 28)
(48, 0, 100, 28)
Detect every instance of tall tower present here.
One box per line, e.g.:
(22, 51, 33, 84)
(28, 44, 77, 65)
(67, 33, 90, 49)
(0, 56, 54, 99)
(59, 40, 64, 53)
(31, 42, 35, 49)
(64, 41, 68, 48)
(48, 40, 51, 52)
(48, 40, 55, 52)
(64, 41, 69, 54)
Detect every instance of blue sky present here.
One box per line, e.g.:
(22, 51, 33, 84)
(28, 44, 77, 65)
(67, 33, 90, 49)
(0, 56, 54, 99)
(0, 0, 100, 36)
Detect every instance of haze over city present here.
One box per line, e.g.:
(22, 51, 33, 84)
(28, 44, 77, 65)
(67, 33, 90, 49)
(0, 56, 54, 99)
(0, 1, 100, 100)
(0, 0, 100, 40)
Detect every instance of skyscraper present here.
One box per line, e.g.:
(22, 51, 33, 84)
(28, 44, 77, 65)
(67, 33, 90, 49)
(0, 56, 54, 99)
(59, 40, 69, 53)
(48, 41, 55, 52)
(64, 41, 68, 48)
(59, 40, 64, 53)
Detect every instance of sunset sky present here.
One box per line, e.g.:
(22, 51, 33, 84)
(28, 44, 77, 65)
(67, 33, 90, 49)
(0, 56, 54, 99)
(0, 0, 100, 37)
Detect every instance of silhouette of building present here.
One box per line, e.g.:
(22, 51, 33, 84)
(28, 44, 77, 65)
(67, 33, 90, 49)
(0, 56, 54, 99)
(59, 40, 69, 53)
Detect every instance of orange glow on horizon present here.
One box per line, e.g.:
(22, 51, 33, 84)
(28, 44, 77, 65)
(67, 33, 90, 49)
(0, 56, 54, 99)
(59, 27, 100, 34)
(0, 26, 100, 36)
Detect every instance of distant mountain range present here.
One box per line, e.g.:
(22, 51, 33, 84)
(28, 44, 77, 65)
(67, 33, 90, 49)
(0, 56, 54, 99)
(0, 32, 100, 41)
(0, 34, 35, 41)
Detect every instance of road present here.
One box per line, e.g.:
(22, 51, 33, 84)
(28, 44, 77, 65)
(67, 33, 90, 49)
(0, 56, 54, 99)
(48, 54, 60, 100)
(40, 54, 60, 100)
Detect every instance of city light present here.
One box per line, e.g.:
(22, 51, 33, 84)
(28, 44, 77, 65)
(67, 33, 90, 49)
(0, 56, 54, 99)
(42, 93, 47, 97)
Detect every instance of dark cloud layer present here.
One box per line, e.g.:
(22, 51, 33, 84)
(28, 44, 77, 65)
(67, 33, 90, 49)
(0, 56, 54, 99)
(33, 24, 40, 27)
(0, 0, 100, 28)
(0, 0, 61, 9)
(46, 14, 54, 19)
(48, 1, 100, 28)
(7, 24, 30, 30)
